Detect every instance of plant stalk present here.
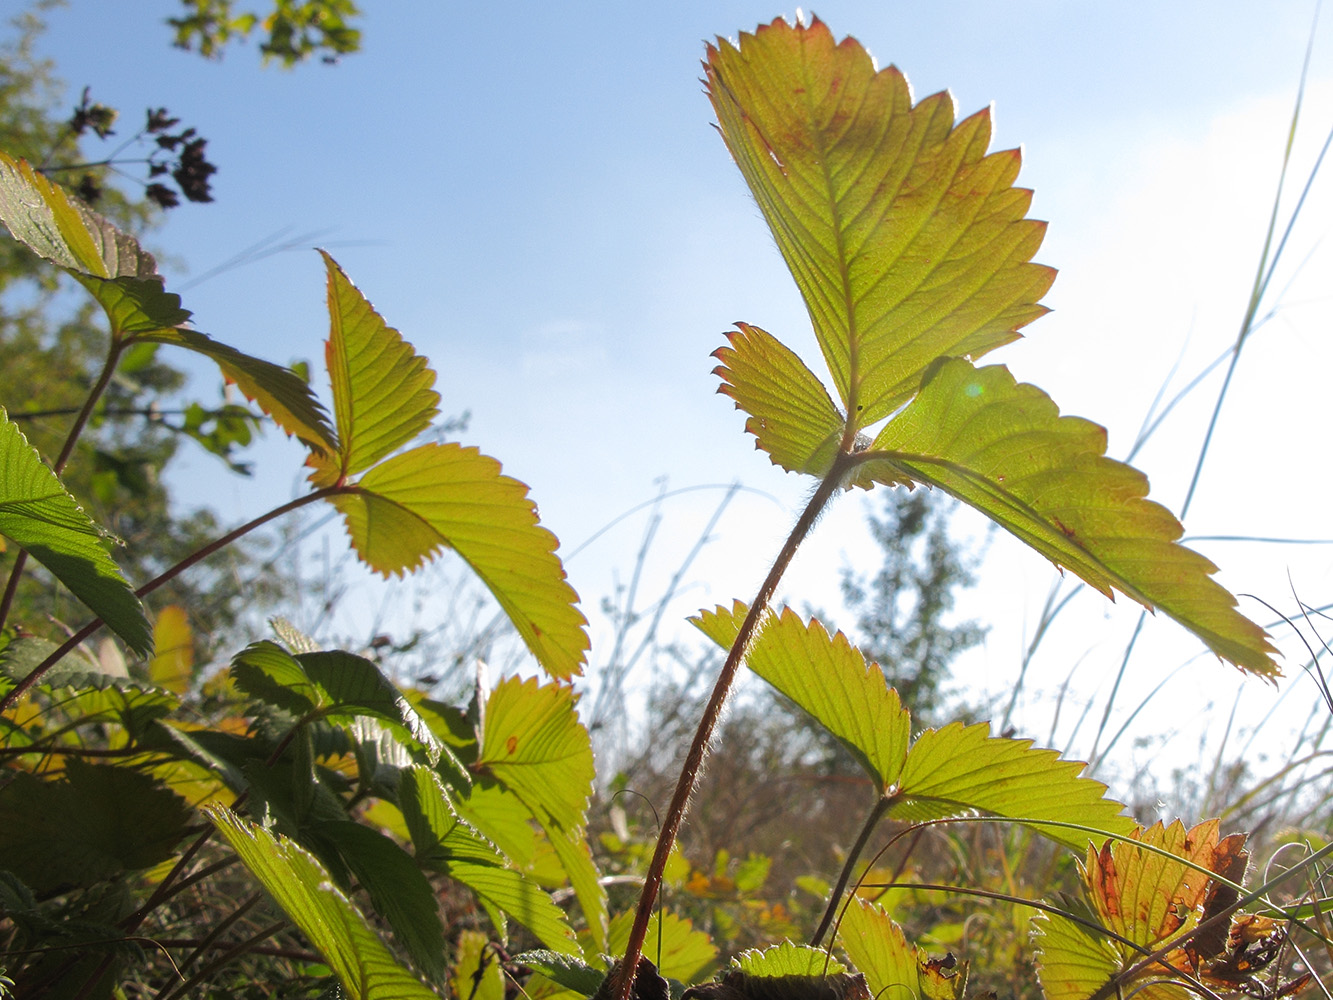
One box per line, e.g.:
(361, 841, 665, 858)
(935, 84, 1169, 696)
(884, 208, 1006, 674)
(612, 455, 850, 1000)
(0, 487, 345, 713)
(810, 794, 892, 947)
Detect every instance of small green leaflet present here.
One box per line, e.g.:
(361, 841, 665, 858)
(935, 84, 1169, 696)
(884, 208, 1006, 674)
(0, 409, 150, 655)
(732, 941, 846, 977)
(208, 806, 438, 1000)
(608, 909, 718, 984)
(712, 324, 844, 476)
(138, 328, 334, 454)
(692, 603, 1133, 851)
(308, 251, 439, 486)
(330, 443, 588, 680)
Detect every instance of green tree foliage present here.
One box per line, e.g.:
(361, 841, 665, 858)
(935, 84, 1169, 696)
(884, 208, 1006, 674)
(169, 0, 361, 65)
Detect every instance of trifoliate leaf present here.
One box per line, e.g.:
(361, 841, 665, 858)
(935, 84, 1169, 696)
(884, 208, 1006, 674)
(308, 252, 439, 486)
(0, 408, 150, 656)
(208, 806, 438, 1000)
(705, 18, 1052, 429)
(693, 602, 1131, 850)
(861, 359, 1277, 676)
(331, 443, 587, 680)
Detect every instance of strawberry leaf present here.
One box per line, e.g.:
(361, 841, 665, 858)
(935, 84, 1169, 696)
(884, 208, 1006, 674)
(705, 17, 1053, 429)
(308, 251, 439, 486)
(861, 359, 1277, 676)
(331, 443, 587, 680)
(693, 603, 1132, 851)
(0, 409, 150, 656)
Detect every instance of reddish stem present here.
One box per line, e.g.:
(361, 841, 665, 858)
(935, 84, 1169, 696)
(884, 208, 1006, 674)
(612, 454, 850, 1000)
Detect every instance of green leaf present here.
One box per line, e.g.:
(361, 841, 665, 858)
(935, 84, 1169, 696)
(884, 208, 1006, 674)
(314, 820, 447, 983)
(515, 951, 605, 997)
(300, 650, 443, 763)
(452, 930, 505, 1000)
(712, 323, 844, 475)
(0, 151, 190, 337)
(692, 603, 909, 793)
(693, 603, 1132, 850)
(331, 443, 588, 680)
(308, 251, 440, 486)
(733, 941, 846, 977)
(398, 765, 503, 866)
(446, 861, 582, 956)
(476, 676, 605, 949)
(229, 642, 444, 764)
(838, 897, 966, 1000)
(208, 806, 438, 1000)
(861, 359, 1277, 676)
(399, 766, 580, 955)
(139, 327, 335, 454)
(0, 759, 191, 894)
(230, 640, 322, 714)
(705, 18, 1053, 430)
(1034, 913, 1122, 1000)
(608, 909, 718, 984)
(0, 409, 150, 655)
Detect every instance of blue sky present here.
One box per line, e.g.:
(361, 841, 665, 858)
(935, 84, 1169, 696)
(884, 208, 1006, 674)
(26, 3, 1333, 775)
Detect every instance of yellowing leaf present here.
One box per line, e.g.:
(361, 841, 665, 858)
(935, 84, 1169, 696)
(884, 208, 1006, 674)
(712, 323, 844, 475)
(331, 443, 587, 680)
(308, 252, 439, 486)
(862, 359, 1277, 676)
(706, 18, 1053, 430)
(452, 930, 504, 1000)
(693, 602, 1131, 851)
(838, 898, 965, 1000)
(148, 605, 193, 693)
(1034, 911, 1122, 1000)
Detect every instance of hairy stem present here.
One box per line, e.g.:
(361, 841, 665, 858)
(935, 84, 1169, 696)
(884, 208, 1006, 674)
(810, 795, 893, 948)
(612, 455, 851, 1000)
(0, 487, 345, 713)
